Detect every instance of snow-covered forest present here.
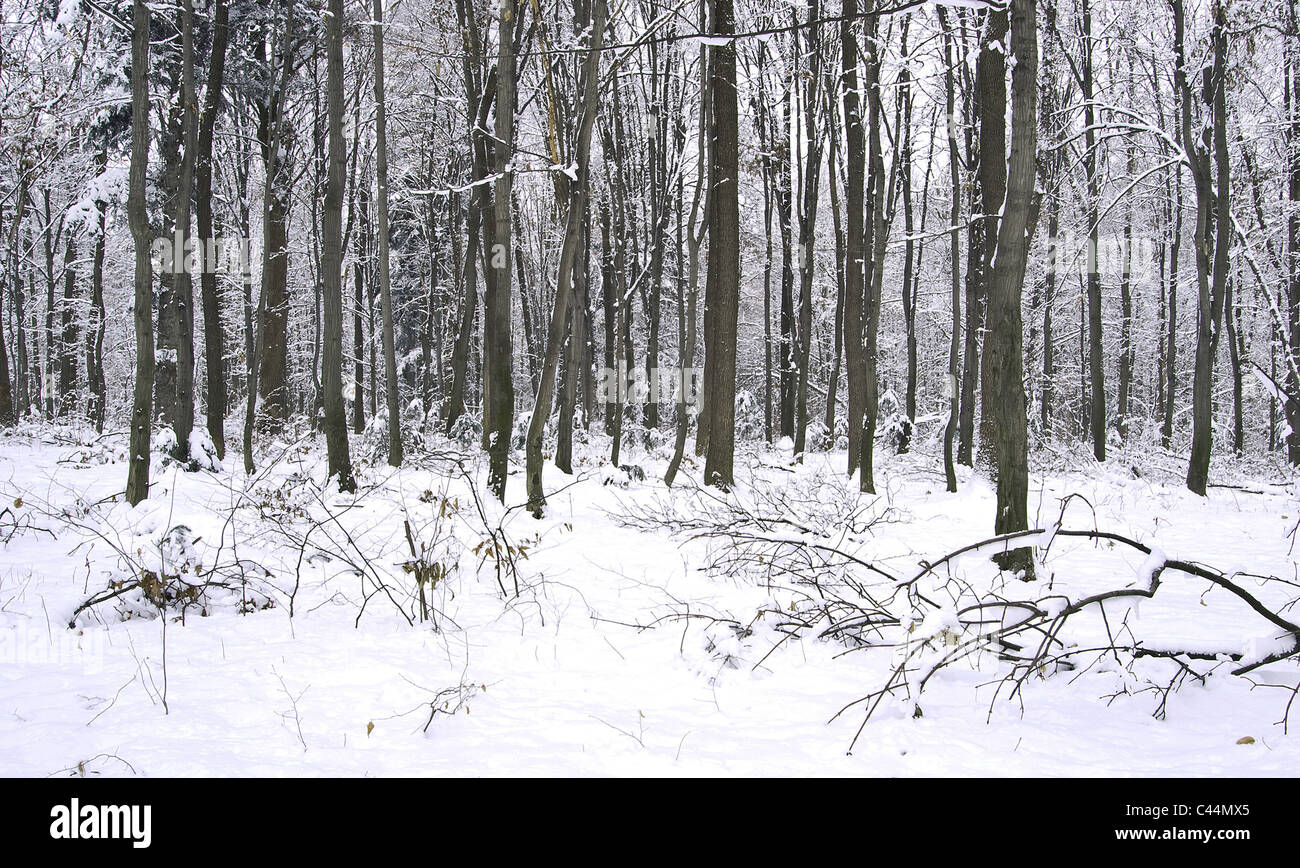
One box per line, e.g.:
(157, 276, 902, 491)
(0, 0, 1299, 778)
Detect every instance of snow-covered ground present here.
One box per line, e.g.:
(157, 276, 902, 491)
(1, 424, 1297, 776)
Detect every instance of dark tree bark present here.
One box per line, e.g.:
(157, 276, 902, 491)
(971, 7, 1007, 471)
(1182, 0, 1231, 495)
(166, 0, 199, 461)
(897, 17, 917, 455)
(777, 86, 795, 444)
(484, 1, 516, 502)
(980, 0, 1038, 577)
(0, 199, 15, 425)
(1116, 129, 1136, 441)
(372, 0, 403, 467)
(0, 253, 11, 424)
(126, 0, 155, 506)
(840, 0, 866, 478)
(352, 163, 370, 434)
(15, 223, 30, 418)
(644, 32, 671, 433)
(859, 9, 887, 494)
(793, 2, 823, 459)
(599, 198, 617, 435)
(255, 2, 297, 435)
(57, 234, 76, 416)
(86, 146, 108, 431)
(755, 45, 775, 444)
(321, 0, 355, 492)
(1163, 165, 1183, 448)
(243, 0, 296, 473)
(196, 0, 229, 459)
(822, 71, 845, 448)
(525, 0, 606, 516)
(444, 0, 492, 435)
(703, 0, 739, 489)
(1287, 2, 1300, 465)
(960, 77, 982, 465)
(1039, 0, 1064, 440)
(940, 8, 961, 493)
(1226, 269, 1245, 454)
(665, 7, 710, 488)
(1082, 0, 1106, 461)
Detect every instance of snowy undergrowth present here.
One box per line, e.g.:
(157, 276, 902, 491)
(0, 422, 1297, 776)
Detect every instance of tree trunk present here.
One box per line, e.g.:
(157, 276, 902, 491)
(57, 235, 76, 417)
(1183, 0, 1230, 495)
(87, 146, 108, 431)
(840, 0, 866, 478)
(980, 0, 1038, 577)
(1287, 5, 1300, 465)
(166, 0, 199, 461)
(485, 2, 516, 501)
(898, 18, 917, 455)
(126, 0, 155, 506)
(940, 9, 961, 493)
(703, 0, 739, 489)
(1082, 0, 1106, 460)
(666, 8, 710, 488)
(196, 0, 229, 458)
(0, 196, 16, 425)
(1116, 124, 1136, 442)
(256, 8, 296, 435)
(822, 69, 845, 448)
(859, 10, 887, 494)
(972, 7, 1007, 471)
(524, 0, 606, 516)
(352, 173, 369, 434)
(322, 0, 355, 492)
(793, 3, 822, 459)
(1163, 171, 1182, 448)
(372, 0, 403, 466)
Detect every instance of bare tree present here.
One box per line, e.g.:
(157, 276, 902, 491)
(126, 0, 154, 506)
(197, 0, 230, 458)
(939, 6, 961, 494)
(980, 0, 1039, 576)
(839, 0, 866, 479)
(321, 0, 356, 492)
(702, 0, 740, 489)
(1179, 0, 1231, 495)
(485, 0, 517, 502)
(525, 0, 606, 516)
(371, 0, 403, 466)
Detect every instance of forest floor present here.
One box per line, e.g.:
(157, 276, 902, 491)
(0, 421, 1297, 776)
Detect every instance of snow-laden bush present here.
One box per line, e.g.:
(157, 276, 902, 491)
(805, 417, 830, 451)
(187, 428, 221, 471)
(151, 425, 178, 456)
(358, 403, 425, 464)
(733, 390, 764, 442)
(619, 421, 672, 457)
(511, 410, 534, 451)
(447, 411, 482, 450)
(70, 520, 275, 627)
(150, 425, 221, 472)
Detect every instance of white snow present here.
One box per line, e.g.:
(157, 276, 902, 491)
(0, 429, 1295, 776)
